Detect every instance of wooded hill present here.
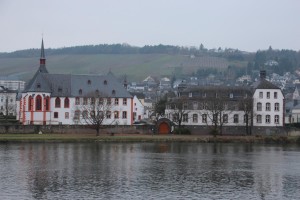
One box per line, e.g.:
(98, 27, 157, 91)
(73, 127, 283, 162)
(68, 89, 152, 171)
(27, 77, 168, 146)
(0, 44, 299, 82)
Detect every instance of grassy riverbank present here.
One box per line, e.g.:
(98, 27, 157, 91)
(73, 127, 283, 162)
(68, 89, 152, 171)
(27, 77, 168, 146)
(0, 133, 299, 144)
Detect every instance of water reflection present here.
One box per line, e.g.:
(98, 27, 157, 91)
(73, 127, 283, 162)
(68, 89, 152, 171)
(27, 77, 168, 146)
(0, 143, 299, 199)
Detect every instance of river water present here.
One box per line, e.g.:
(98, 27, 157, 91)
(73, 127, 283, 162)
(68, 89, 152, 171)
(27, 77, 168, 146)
(0, 142, 299, 200)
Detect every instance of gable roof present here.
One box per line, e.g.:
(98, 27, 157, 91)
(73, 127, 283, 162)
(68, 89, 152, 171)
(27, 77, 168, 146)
(24, 72, 132, 98)
(252, 79, 280, 90)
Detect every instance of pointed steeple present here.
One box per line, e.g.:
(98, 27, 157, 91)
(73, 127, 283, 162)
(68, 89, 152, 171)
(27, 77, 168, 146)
(38, 38, 48, 73)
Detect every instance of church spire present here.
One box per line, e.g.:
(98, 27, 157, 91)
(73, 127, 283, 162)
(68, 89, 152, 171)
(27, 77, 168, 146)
(40, 38, 46, 65)
(38, 38, 48, 73)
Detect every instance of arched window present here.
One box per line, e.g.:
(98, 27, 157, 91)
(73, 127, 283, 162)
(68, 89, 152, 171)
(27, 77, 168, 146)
(64, 97, 70, 108)
(35, 95, 42, 111)
(88, 80, 91, 85)
(104, 80, 107, 85)
(28, 96, 33, 111)
(112, 90, 116, 96)
(79, 89, 82, 95)
(55, 97, 61, 108)
(45, 96, 50, 111)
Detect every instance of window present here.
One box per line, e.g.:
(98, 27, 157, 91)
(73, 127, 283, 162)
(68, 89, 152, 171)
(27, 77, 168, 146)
(266, 103, 271, 111)
(234, 114, 239, 123)
(213, 114, 217, 123)
(55, 97, 61, 108)
(202, 114, 207, 123)
(183, 102, 188, 109)
(223, 114, 228, 123)
(79, 89, 82, 95)
(58, 87, 62, 93)
(106, 111, 111, 119)
(274, 92, 278, 99)
(90, 111, 95, 118)
(99, 98, 103, 105)
(95, 90, 99, 96)
(257, 115, 262, 123)
(275, 103, 279, 111)
(275, 115, 279, 124)
(54, 112, 58, 118)
(266, 115, 270, 123)
(122, 111, 127, 119)
(104, 80, 107, 85)
(193, 102, 198, 110)
(202, 93, 206, 98)
(37, 83, 41, 88)
(189, 92, 192, 97)
(244, 114, 248, 123)
(75, 97, 80, 105)
(35, 95, 42, 111)
(82, 110, 88, 119)
(183, 114, 188, 122)
(257, 103, 262, 111)
(28, 96, 33, 111)
(259, 92, 263, 98)
(83, 98, 88, 105)
(45, 97, 50, 111)
(114, 111, 119, 119)
(91, 97, 95, 105)
(112, 90, 116, 96)
(65, 112, 69, 119)
(107, 98, 111, 105)
(193, 114, 198, 123)
(87, 80, 91, 85)
(123, 98, 127, 105)
(74, 110, 80, 120)
(267, 92, 270, 99)
(115, 98, 119, 105)
(230, 93, 233, 98)
(64, 97, 69, 108)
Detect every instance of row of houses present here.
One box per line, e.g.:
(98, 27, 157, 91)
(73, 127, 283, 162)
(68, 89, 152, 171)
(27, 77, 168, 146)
(0, 39, 296, 135)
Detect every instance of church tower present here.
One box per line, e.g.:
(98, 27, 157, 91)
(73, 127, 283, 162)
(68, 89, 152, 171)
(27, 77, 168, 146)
(38, 38, 48, 73)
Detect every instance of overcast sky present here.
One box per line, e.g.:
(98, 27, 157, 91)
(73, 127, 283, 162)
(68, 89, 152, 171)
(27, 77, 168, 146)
(0, 0, 299, 52)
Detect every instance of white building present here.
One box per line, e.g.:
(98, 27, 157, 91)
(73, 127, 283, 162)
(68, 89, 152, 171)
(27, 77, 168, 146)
(0, 86, 17, 116)
(165, 71, 284, 129)
(17, 39, 137, 126)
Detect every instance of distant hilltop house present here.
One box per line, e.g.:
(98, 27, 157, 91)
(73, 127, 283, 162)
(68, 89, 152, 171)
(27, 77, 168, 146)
(17, 39, 143, 126)
(161, 70, 284, 135)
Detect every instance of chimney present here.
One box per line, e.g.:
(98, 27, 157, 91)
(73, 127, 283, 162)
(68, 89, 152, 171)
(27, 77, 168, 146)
(260, 70, 266, 79)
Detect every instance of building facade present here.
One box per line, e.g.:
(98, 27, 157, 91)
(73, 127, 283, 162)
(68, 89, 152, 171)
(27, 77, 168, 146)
(17, 40, 135, 126)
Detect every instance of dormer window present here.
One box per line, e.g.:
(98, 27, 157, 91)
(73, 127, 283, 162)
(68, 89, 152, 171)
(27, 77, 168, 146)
(58, 87, 62, 93)
(104, 80, 108, 85)
(112, 90, 116, 96)
(79, 89, 83, 95)
(37, 83, 41, 89)
(88, 80, 91, 85)
(95, 89, 99, 96)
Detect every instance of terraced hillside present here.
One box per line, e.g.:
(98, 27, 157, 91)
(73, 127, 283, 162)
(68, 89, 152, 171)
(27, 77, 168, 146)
(0, 54, 246, 81)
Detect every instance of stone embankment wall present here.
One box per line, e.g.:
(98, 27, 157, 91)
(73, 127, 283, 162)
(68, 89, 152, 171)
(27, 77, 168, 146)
(0, 124, 297, 136)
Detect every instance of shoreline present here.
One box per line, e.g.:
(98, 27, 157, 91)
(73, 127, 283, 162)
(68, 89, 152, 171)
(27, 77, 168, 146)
(0, 133, 299, 144)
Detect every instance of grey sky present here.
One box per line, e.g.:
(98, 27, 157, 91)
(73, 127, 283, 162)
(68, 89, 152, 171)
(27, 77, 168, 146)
(0, 0, 299, 52)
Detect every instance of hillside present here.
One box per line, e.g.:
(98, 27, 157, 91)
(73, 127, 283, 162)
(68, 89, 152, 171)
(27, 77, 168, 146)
(0, 54, 246, 82)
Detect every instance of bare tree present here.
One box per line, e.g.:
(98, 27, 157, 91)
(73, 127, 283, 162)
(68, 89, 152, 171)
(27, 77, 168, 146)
(200, 94, 230, 136)
(168, 96, 190, 133)
(73, 93, 114, 136)
(238, 95, 253, 135)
